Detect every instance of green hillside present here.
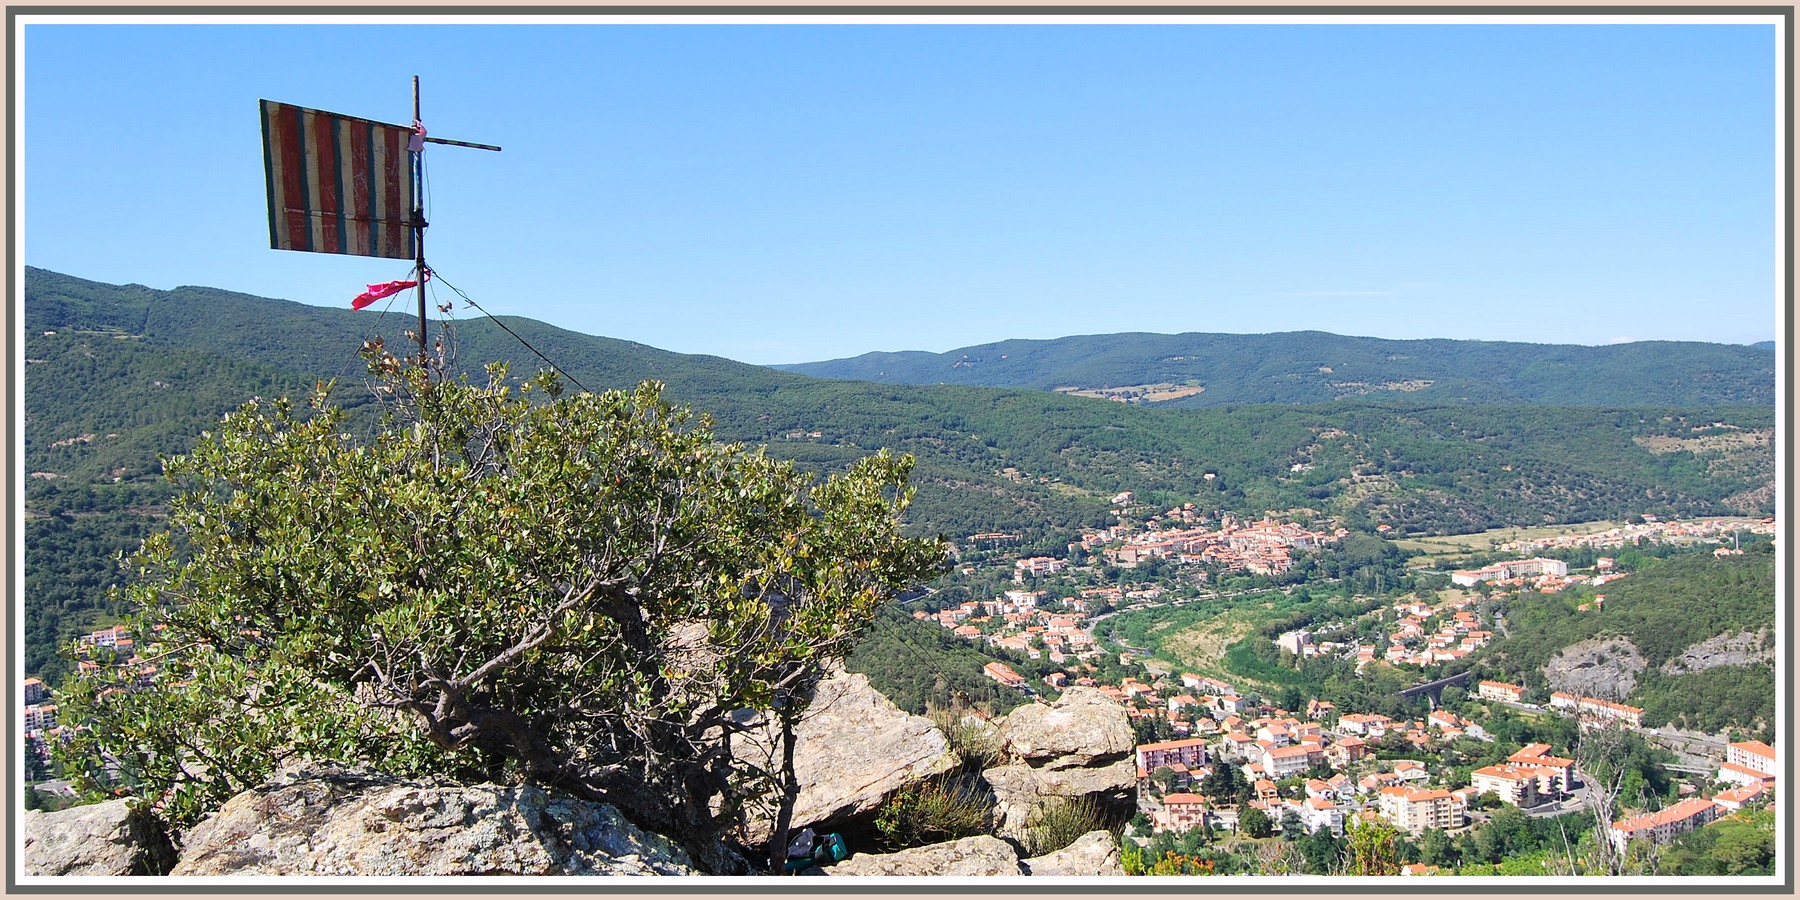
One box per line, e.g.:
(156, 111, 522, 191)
(775, 330, 1776, 409)
(1480, 544, 1777, 740)
(20, 268, 1777, 682)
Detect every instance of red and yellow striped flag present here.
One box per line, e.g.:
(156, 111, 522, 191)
(260, 100, 416, 260)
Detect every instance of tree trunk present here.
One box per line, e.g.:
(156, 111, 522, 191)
(767, 711, 800, 875)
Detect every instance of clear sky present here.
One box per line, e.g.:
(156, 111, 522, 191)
(19, 16, 1781, 364)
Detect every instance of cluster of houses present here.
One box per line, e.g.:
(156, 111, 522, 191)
(1496, 516, 1774, 557)
(1376, 594, 1497, 668)
(1270, 572, 1553, 673)
(1126, 688, 1777, 860)
(924, 590, 1106, 666)
(1280, 591, 1499, 671)
(22, 624, 159, 765)
(1119, 675, 1776, 859)
(1083, 662, 1774, 857)
(1128, 696, 1565, 840)
(1040, 668, 1512, 838)
(1450, 557, 1570, 587)
(1078, 513, 1345, 578)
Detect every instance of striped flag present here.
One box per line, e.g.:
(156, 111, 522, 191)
(261, 100, 416, 259)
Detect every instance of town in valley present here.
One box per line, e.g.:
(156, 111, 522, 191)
(876, 498, 1776, 875)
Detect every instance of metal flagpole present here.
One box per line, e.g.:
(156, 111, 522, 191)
(413, 75, 429, 363)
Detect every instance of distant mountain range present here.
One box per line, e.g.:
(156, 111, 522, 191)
(775, 331, 1776, 408)
(20, 267, 1777, 680)
(24, 266, 1775, 542)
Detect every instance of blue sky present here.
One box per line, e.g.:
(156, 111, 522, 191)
(20, 17, 1781, 364)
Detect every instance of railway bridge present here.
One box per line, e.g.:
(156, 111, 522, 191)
(1396, 670, 1474, 707)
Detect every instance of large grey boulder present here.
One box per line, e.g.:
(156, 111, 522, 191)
(169, 765, 695, 876)
(826, 835, 1022, 876)
(22, 799, 176, 876)
(998, 688, 1135, 769)
(1020, 830, 1125, 876)
(736, 668, 958, 843)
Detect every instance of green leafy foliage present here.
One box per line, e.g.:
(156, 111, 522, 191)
(1654, 810, 1775, 876)
(1239, 806, 1274, 838)
(1021, 795, 1114, 857)
(1344, 815, 1403, 875)
(1635, 665, 1776, 742)
(872, 776, 992, 850)
(845, 605, 1037, 716)
(54, 357, 945, 869)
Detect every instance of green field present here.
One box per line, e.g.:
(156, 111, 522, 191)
(1394, 520, 1626, 566)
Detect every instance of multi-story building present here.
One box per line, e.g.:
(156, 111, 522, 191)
(1547, 692, 1643, 727)
(23, 677, 49, 706)
(1276, 629, 1313, 656)
(1506, 743, 1576, 792)
(1262, 743, 1323, 778)
(1576, 697, 1644, 728)
(1376, 786, 1462, 835)
(1138, 738, 1209, 773)
(1299, 797, 1345, 836)
(1608, 797, 1721, 853)
(1338, 713, 1393, 736)
(1451, 557, 1569, 586)
(1013, 556, 1067, 577)
(1477, 680, 1526, 704)
(982, 662, 1026, 688)
(23, 703, 57, 732)
(1154, 793, 1209, 833)
(1470, 764, 1552, 807)
(1325, 735, 1368, 768)
(1718, 740, 1777, 787)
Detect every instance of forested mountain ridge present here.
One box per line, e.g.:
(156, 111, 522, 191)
(20, 268, 1776, 681)
(774, 330, 1775, 408)
(26, 267, 1776, 538)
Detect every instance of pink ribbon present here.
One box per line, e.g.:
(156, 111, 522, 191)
(351, 277, 420, 311)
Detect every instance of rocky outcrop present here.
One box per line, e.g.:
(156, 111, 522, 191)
(826, 835, 1022, 876)
(980, 688, 1135, 842)
(736, 668, 958, 843)
(998, 688, 1135, 769)
(1661, 629, 1774, 674)
(168, 765, 695, 876)
(22, 799, 176, 876)
(26, 680, 1134, 879)
(1544, 637, 1647, 699)
(1020, 829, 1125, 876)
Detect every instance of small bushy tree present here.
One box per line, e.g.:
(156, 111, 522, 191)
(1239, 806, 1274, 838)
(1345, 815, 1403, 875)
(57, 356, 946, 873)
